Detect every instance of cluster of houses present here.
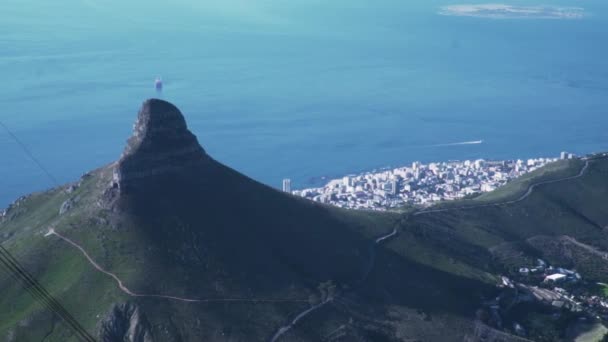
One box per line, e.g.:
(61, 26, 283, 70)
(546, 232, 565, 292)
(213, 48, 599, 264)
(490, 257, 608, 339)
(292, 157, 560, 210)
(518, 259, 582, 284)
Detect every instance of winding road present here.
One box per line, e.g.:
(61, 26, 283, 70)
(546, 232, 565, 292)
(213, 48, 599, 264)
(47, 225, 398, 341)
(413, 159, 590, 216)
(44, 156, 603, 340)
(560, 235, 608, 259)
(268, 156, 600, 341)
(44, 228, 307, 304)
(268, 228, 399, 342)
(269, 297, 333, 342)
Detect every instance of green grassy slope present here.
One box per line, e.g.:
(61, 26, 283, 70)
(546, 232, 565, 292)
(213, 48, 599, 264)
(2, 155, 607, 341)
(0, 157, 401, 341)
(403, 156, 608, 277)
(295, 155, 608, 342)
(431, 158, 584, 209)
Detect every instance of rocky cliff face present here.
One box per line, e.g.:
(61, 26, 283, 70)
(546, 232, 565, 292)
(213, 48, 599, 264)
(112, 99, 209, 191)
(99, 303, 153, 342)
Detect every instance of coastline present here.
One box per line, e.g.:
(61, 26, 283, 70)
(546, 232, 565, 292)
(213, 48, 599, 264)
(289, 152, 579, 211)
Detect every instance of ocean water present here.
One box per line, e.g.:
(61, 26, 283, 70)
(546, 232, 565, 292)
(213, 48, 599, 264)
(1, 0, 608, 208)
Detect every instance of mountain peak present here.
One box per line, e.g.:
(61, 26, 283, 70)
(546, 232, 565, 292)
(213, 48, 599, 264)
(112, 99, 208, 190)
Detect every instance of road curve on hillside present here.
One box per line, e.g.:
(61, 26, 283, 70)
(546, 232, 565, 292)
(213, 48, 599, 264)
(269, 228, 398, 342)
(268, 156, 606, 341)
(45, 228, 307, 304)
(269, 298, 332, 342)
(560, 235, 608, 258)
(414, 159, 591, 216)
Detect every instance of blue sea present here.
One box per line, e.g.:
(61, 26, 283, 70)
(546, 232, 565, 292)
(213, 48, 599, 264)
(2, 0, 608, 208)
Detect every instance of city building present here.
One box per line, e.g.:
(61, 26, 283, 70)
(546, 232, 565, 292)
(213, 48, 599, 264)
(343, 176, 351, 187)
(390, 179, 399, 196)
(544, 274, 567, 283)
(291, 155, 562, 211)
(282, 179, 291, 193)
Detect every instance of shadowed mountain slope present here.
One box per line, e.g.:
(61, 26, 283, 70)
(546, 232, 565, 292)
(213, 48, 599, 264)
(0, 99, 394, 341)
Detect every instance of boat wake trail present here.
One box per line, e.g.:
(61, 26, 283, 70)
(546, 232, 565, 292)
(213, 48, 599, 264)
(431, 140, 483, 147)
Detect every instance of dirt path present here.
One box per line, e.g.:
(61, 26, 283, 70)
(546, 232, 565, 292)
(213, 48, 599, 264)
(269, 228, 399, 342)
(561, 235, 608, 258)
(46, 226, 398, 341)
(44, 156, 604, 339)
(269, 297, 332, 342)
(45, 228, 307, 304)
(267, 156, 603, 341)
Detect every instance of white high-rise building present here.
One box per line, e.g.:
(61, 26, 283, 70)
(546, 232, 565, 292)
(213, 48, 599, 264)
(560, 151, 568, 160)
(390, 180, 399, 196)
(343, 176, 351, 187)
(474, 159, 486, 169)
(282, 179, 291, 193)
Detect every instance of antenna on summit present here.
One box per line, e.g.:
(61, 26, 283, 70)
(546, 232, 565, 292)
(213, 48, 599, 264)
(154, 76, 163, 92)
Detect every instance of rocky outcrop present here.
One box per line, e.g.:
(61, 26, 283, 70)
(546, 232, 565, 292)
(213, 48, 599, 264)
(112, 99, 209, 191)
(99, 302, 153, 342)
(59, 198, 74, 215)
(1, 195, 30, 223)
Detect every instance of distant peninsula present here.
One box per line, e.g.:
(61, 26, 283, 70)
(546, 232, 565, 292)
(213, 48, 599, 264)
(439, 4, 585, 19)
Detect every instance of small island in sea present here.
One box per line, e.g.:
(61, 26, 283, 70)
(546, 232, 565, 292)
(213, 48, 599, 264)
(439, 4, 585, 20)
